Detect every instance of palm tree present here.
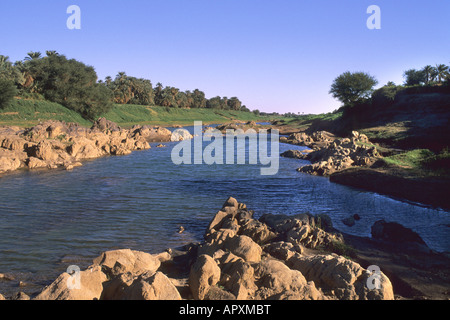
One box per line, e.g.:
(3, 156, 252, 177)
(105, 76, 112, 86)
(435, 64, 449, 84)
(25, 51, 42, 61)
(45, 50, 58, 57)
(422, 65, 435, 85)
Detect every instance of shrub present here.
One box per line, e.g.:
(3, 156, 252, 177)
(0, 79, 17, 109)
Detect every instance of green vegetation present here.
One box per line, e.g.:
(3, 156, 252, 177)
(0, 50, 257, 123)
(381, 148, 450, 176)
(0, 79, 17, 109)
(329, 71, 378, 106)
(2, 52, 112, 120)
(103, 104, 270, 127)
(383, 149, 435, 169)
(0, 99, 92, 127)
(404, 64, 450, 86)
(0, 98, 269, 128)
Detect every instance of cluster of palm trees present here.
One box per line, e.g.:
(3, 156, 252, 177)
(422, 64, 449, 84)
(0, 50, 250, 112)
(103, 71, 246, 111)
(404, 63, 450, 86)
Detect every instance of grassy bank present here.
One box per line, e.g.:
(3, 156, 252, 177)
(0, 99, 272, 128)
(0, 98, 92, 127)
(102, 104, 271, 127)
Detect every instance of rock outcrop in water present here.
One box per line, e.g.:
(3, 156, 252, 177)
(0, 119, 179, 175)
(8, 197, 394, 300)
(281, 131, 381, 176)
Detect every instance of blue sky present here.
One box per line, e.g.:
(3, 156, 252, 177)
(1, 0, 449, 114)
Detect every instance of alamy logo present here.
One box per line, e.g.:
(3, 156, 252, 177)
(367, 5, 381, 30)
(366, 265, 382, 290)
(66, 265, 81, 290)
(67, 5, 81, 30)
(170, 121, 280, 176)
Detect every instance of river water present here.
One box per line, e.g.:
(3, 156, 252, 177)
(0, 125, 448, 296)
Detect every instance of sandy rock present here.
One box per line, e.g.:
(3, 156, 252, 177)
(223, 235, 262, 263)
(27, 157, 47, 169)
(1, 137, 27, 151)
(238, 218, 276, 245)
(254, 259, 323, 300)
(93, 249, 161, 277)
(280, 149, 307, 159)
(68, 137, 104, 159)
(171, 128, 193, 142)
(132, 126, 172, 142)
(34, 265, 107, 300)
(0, 156, 21, 173)
(121, 271, 181, 300)
(287, 253, 394, 300)
(215, 252, 257, 300)
(91, 117, 120, 132)
(263, 241, 303, 261)
(189, 254, 221, 300)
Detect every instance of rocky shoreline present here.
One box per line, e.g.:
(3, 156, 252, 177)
(0, 118, 192, 176)
(0, 197, 400, 301)
(280, 130, 381, 177)
(2, 197, 447, 301)
(280, 129, 450, 210)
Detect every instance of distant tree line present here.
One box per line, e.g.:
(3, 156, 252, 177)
(0, 51, 252, 119)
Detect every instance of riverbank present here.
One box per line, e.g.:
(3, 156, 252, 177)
(0, 98, 272, 128)
(330, 167, 450, 210)
(1, 197, 447, 300)
(279, 129, 450, 210)
(0, 118, 188, 176)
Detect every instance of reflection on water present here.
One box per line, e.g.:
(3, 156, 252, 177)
(0, 127, 448, 296)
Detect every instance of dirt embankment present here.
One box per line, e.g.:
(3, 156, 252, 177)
(329, 167, 450, 210)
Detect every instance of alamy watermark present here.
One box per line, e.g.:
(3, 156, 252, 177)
(366, 265, 382, 290)
(367, 5, 381, 30)
(66, 265, 81, 290)
(67, 5, 81, 30)
(170, 121, 280, 176)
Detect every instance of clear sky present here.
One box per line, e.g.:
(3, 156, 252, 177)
(1, 0, 449, 114)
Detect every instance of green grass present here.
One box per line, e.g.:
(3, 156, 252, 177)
(0, 98, 92, 127)
(0, 99, 271, 128)
(102, 104, 271, 127)
(382, 149, 435, 168)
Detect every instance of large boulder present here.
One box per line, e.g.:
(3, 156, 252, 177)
(238, 218, 276, 245)
(132, 126, 172, 142)
(254, 259, 323, 300)
(34, 265, 107, 300)
(67, 137, 104, 160)
(34, 140, 60, 162)
(91, 117, 120, 132)
(262, 241, 302, 261)
(121, 271, 181, 300)
(93, 249, 161, 277)
(287, 253, 394, 300)
(215, 251, 257, 300)
(222, 235, 262, 263)
(0, 156, 21, 173)
(189, 255, 221, 300)
(171, 128, 193, 142)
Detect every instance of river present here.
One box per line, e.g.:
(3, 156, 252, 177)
(0, 125, 448, 296)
